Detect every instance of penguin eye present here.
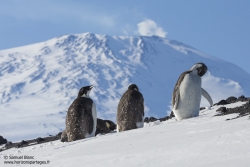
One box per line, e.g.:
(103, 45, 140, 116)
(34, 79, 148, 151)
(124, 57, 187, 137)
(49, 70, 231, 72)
(134, 88, 138, 91)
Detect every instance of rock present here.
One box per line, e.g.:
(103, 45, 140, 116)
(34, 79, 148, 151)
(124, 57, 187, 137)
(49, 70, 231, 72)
(159, 116, 170, 122)
(226, 96, 237, 103)
(36, 137, 45, 143)
(200, 107, 206, 110)
(216, 100, 250, 119)
(144, 117, 149, 123)
(214, 100, 229, 106)
(0, 136, 7, 145)
(216, 107, 227, 113)
(16, 140, 28, 148)
(237, 95, 248, 102)
(1, 133, 61, 151)
(144, 115, 171, 123)
(56, 132, 62, 138)
(5, 141, 12, 148)
(149, 117, 158, 122)
(170, 111, 175, 118)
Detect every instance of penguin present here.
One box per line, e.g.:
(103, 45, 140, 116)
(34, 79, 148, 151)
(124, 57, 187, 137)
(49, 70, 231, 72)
(117, 84, 144, 132)
(172, 63, 213, 120)
(63, 85, 97, 142)
(95, 118, 116, 136)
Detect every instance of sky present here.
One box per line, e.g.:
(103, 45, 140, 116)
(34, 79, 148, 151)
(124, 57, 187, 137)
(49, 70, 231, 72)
(0, 0, 250, 73)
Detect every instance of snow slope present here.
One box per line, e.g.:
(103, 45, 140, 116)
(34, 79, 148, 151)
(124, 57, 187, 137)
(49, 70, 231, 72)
(1, 102, 250, 167)
(0, 33, 250, 142)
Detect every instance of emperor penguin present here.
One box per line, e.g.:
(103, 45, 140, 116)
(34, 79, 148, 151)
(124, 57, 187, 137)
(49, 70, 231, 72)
(95, 118, 116, 136)
(117, 84, 144, 132)
(172, 63, 213, 120)
(64, 85, 97, 142)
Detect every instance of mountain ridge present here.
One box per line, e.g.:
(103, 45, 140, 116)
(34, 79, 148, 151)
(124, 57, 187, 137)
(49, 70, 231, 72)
(0, 32, 249, 141)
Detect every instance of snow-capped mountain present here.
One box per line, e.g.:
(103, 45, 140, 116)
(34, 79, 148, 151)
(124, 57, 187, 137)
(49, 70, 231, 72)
(0, 32, 250, 142)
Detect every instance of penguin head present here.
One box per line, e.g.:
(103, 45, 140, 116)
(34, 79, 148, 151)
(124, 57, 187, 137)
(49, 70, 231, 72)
(78, 85, 93, 98)
(128, 84, 139, 91)
(190, 63, 207, 77)
(105, 122, 110, 129)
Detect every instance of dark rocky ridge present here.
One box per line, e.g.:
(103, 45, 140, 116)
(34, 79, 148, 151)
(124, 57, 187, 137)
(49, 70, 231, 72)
(1, 119, 116, 152)
(213, 95, 250, 120)
(0, 133, 61, 152)
(144, 111, 175, 123)
(215, 100, 250, 120)
(213, 95, 249, 106)
(0, 136, 7, 145)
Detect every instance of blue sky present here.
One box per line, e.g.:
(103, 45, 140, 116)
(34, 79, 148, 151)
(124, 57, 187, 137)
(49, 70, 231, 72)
(0, 0, 250, 73)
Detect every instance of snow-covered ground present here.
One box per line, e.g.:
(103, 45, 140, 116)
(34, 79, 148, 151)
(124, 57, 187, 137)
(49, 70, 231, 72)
(1, 32, 250, 142)
(1, 102, 249, 167)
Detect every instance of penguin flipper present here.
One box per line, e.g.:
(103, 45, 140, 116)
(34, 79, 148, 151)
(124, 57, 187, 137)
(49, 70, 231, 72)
(201, 88, 213, 106)
(172, 70, 191, 110)
(84, 110, 94, 134)
(173, 88, 180, 110)
(138, 94, 144, 117)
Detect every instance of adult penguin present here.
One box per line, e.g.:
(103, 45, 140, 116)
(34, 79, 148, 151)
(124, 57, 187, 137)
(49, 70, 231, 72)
(63, 85, 97, 142)
(172, 63, 213, 120)
(117, 84, 144, 132)
(95, 118, 116, 136)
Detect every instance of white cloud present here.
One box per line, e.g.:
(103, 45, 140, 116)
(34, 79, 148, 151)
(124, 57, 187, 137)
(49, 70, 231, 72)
(137, 19, 167, 38)
(201, 72, 244, 107)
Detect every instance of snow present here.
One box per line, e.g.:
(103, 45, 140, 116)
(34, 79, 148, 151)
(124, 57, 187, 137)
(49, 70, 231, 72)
(0, 32, 250, 142)
(1, 102, 250, 167)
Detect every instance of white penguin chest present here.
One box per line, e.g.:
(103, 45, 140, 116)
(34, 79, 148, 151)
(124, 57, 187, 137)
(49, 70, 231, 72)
(179, 74, 201, 107)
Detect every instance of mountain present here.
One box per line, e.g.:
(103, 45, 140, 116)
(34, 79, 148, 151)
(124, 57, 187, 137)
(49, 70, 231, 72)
(0, 32, 250, 142)
(1, 101, 250, 166)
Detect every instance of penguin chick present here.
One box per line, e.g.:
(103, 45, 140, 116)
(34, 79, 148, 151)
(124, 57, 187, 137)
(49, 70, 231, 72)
(64, 85, 97, 142)
(117, 84, 144, 132)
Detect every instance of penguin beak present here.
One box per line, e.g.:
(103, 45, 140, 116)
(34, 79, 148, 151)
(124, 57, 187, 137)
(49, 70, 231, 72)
(89, 85, 94, 90)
